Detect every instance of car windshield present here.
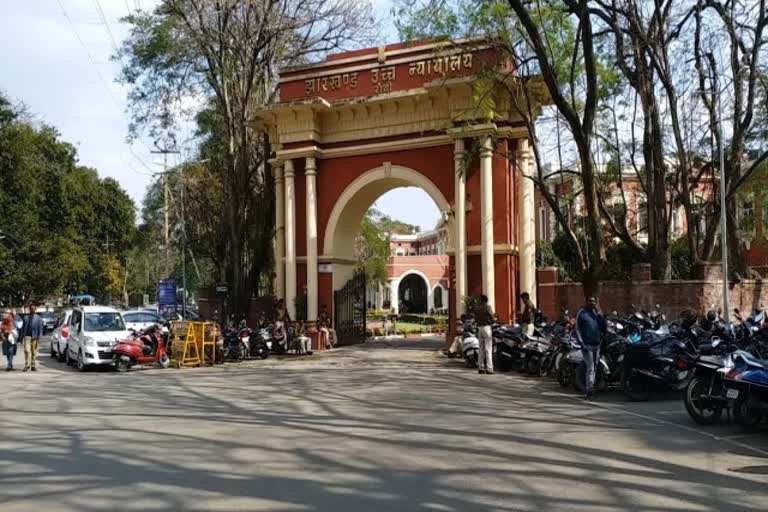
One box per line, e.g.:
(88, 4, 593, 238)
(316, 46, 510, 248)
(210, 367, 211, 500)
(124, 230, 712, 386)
(84, 313, 125, 332)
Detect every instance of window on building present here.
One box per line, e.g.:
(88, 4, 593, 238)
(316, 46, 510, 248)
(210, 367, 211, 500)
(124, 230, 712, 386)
(433, 286, 443, 309)
(538, 206, 547, 241)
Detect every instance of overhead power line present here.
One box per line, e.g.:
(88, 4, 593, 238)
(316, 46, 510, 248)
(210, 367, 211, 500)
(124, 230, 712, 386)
(93, 0, 120, 54)
(55, 0, 156, 178)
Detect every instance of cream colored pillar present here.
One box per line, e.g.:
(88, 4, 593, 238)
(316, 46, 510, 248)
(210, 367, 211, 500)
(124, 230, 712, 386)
(273, 163, 285, 301)
(454, 138, 467, 316)
(305, 156, 318, 322)
(376, 282, 384, 310)
(389, 278, 399, 315)
(518, 138, 537, 305)
(480, 136, 495, 309)
(284, 159, 297, 318)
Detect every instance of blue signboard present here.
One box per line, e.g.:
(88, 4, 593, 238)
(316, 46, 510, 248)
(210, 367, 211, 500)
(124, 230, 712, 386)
(158, 279, 178, 320)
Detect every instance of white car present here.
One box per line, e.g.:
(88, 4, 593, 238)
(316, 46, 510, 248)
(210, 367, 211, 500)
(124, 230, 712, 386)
(122, 310, 167, 332)
(66, 306, 130, 371)
(50, 309, 73, 363)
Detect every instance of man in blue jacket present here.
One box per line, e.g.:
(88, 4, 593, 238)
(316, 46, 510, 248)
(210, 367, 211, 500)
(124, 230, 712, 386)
(19, 304, 43, 372)
(575, 296, 606, 400)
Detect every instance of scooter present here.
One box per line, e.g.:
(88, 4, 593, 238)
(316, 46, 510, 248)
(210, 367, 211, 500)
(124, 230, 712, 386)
(459, 318, 479, 368)
(114, 325, 170, 372)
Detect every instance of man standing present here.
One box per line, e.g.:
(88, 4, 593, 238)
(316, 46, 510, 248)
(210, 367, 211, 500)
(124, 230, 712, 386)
(20, 304, 43, 372)
(476, 295, 495, 375)
(519, 292, 537, 336)
(575, 296, 607, 400)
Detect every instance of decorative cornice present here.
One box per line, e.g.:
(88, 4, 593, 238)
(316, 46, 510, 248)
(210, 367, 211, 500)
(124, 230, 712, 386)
(276, 135, 452, 161)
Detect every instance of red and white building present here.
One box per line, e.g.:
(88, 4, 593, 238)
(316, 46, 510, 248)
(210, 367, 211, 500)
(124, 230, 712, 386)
(368, 224, 450, 314)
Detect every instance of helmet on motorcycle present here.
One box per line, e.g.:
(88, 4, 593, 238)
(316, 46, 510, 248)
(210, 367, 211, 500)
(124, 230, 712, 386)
(679, 309, 698, 328)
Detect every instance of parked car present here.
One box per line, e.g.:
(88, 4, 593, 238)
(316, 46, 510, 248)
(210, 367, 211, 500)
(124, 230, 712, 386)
(39, 311, 57, 334)
(122, 310, 167, 332)
(50, 309, 73, 362)
(66, 306, 130, 371)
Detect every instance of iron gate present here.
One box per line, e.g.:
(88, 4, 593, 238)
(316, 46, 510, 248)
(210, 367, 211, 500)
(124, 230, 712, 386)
(334, 271, 366, 345)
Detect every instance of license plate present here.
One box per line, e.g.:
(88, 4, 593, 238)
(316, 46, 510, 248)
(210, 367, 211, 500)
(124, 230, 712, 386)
(726, 389, 739, 399)
(677, 370, 688, 380)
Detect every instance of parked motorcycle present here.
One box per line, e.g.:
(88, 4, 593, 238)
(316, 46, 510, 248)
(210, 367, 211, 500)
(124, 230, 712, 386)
(494, 324, 525, 372)
(222, 320, 250, 361)
(684, 338, 738, 425)
(622, 334, 696, 401)
(114, 325, 170, 372)
(724, 351, 768, 429)
(249, 327, 271, 359)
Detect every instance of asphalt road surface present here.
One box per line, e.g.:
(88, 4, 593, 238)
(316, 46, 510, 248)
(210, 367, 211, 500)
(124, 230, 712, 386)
(1, 337, 766, 511)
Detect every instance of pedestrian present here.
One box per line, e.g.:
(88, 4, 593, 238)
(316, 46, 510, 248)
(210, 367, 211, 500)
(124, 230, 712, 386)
(575, 296, 607, 401)
(318, 305, 336, 350)
(476, 295, 495, 375)
(274, 298, 290, 341)
(519, 292, 537, 336)
(294, 320, 312, 355)
(20, 304, 43, 372)
(1, 309, 18, 371)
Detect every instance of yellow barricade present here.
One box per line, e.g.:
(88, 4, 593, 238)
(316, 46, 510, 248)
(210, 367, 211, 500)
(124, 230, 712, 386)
(169, 321, 219, 368)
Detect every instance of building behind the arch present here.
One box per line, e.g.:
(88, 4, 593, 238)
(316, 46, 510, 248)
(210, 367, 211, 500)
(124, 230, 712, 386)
(367, 224, 450, 315)
(254, 38, 549, 344)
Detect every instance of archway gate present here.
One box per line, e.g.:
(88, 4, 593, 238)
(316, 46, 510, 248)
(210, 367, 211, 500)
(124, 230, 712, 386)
(254, 39, 549, 345)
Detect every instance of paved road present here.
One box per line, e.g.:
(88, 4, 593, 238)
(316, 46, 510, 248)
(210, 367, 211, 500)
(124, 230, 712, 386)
(1, 337, 767, 511)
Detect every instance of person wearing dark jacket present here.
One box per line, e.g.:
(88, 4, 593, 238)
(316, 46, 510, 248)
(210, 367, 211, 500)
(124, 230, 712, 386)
(575, 296, 607, 400)
(19, 305, 43, 372)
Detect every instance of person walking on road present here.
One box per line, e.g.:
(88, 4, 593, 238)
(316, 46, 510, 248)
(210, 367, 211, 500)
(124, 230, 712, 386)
(476, 295, 495, 375)
(20, 304, 43, 372)
(575, 296, 607, 401)
(1, 309, 18, 371)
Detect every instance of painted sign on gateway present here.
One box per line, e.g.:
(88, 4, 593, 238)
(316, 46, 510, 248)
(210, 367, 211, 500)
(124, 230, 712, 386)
(279, 46, 498, 103)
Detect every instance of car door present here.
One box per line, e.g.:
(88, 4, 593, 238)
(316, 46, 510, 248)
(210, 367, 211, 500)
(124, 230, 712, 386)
(68, 310, 83, 357)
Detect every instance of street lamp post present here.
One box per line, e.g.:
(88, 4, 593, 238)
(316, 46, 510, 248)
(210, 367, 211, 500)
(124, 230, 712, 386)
(715, 72, 729, 323)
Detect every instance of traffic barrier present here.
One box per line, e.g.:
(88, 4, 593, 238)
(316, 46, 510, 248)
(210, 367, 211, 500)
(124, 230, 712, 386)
(169, 321, 219, 367)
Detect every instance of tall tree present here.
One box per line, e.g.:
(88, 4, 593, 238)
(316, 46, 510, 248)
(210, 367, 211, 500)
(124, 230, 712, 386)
(119, 0, 375, 316)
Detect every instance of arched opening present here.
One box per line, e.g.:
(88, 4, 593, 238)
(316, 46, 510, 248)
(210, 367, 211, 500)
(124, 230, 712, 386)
(323, 164, 452, 291)
(433, 284, 445, 312)
(398, 273, 428, 313)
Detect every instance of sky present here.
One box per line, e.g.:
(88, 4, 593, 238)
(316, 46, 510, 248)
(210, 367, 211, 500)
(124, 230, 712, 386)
(0, 0, 441, 229)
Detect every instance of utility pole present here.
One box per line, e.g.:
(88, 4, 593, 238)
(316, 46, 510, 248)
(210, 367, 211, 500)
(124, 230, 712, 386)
(180, 162, 187, 319)
(151, 140, 180, 278)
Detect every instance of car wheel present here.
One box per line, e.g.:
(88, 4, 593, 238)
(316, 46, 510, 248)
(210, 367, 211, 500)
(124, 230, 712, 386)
(50, 341, 57, 358)
(77, 351, 86, 372)
(65, 347, 73, 366)
(58, 344, 66, 363)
